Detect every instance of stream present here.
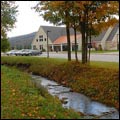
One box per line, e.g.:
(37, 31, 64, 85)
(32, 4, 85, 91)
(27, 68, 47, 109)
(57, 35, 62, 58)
(31, 74, 119, 119)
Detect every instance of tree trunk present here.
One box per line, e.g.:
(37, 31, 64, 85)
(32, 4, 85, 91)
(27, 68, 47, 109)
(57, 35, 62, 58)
(74, 28, 78, 62)
(85, 30, 88, 63)
(88, 22, 92, 63)
(85, 25, 88, 63)
(81, 22, 86, 64)
(66, 24, 71, 61)
(65, 10, 71, 61)
(85, 9, 88, 63)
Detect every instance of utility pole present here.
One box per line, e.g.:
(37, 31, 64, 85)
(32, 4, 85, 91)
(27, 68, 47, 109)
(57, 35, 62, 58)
(47, 30, 51, 58)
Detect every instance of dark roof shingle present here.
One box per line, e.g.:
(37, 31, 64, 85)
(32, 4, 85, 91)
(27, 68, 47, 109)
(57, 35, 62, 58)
(91, 30, 107, 41)
(106, 23, 119, 41)
(41, 26, 80, 42)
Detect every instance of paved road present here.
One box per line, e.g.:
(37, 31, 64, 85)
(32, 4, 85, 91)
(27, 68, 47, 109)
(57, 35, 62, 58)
(38, 52, 119, 62)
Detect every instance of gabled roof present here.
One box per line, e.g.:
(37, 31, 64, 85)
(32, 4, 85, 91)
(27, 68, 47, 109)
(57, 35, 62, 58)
(53, 34, 81, 44)
(91, 30, 107, 41)
(106, 23, 119, 41)
(41, 26, 80, 42)
(91, 23, 119, 42)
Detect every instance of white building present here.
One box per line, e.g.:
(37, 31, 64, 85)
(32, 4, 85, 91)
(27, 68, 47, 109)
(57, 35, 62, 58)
(9, 23, 119, 51)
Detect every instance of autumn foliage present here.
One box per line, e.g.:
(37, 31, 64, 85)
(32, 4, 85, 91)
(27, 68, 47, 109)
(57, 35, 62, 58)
(34, 1, 119, 63)
(1, 56, 119, 110)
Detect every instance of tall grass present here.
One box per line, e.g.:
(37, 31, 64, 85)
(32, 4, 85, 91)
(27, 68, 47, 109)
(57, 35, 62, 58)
(1, 65, 82, 119)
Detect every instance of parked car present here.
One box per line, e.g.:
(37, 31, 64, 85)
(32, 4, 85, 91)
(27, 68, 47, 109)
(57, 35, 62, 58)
(15, 49, 42, 56)
(6, 50, 19, 56)
(19, 49, 32, 56)
(30, 49, 42, 56)
(15, 49, 26, 56)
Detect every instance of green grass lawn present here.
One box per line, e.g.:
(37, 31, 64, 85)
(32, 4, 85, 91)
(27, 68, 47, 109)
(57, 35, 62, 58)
(90, 61, 119, 70)
(87, 50, 119, 53)
(1, 56, 118, 69)
(61, 50, 119, 53)
(1, 65, 83, 119)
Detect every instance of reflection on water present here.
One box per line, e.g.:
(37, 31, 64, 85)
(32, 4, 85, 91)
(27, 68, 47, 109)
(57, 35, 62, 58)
(31, 75, 119, 119)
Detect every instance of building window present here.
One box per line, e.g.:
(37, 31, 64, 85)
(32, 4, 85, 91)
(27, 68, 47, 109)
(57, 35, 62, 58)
(44, 38, 46, 41)
(36, 39, 38, 42)
(33, 45, 36, 50)
(39, 35, 43, 41)
(40, 45, 43, 50)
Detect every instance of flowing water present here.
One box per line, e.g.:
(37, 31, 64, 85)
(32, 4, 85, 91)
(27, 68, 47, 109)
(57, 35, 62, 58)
(31, 74, 119, 119)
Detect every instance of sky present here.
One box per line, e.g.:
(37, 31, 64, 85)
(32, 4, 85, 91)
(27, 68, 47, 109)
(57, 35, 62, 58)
(7, 1, 54, 37)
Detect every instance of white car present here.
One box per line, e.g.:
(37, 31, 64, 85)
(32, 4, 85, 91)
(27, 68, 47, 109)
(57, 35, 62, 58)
(21, 49, 32, 56)
(15, 49, 42, 56)
(15, 49, 26, 56)
(6, 50, 19, 56)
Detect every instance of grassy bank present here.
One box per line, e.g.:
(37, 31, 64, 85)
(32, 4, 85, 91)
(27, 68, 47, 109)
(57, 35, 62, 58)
(1, 65, 82, 119)
(61, 50, 119, 53)
(90, 61, 119, 70)
(1, 56, 119, 110)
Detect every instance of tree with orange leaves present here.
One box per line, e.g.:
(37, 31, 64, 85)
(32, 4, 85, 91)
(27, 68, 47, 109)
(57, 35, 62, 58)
(33, 1, 119, 63)
(72, 1, 119, 63)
